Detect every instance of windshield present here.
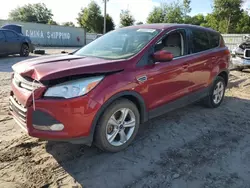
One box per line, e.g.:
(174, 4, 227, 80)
(75, 28, 160, 60)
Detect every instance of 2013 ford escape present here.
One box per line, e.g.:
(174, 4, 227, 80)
(9, 24, 230, 152)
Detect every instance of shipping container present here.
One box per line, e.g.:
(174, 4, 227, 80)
(0, 19, 86, 47)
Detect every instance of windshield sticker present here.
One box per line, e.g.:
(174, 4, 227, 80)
(137, 29, 156, 33)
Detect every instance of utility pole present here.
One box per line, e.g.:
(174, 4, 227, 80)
(103, 0, 107, 34)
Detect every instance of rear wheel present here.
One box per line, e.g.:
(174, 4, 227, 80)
(94, 99, 140, 152)
(20, 44, 29, 57)
(203, 76, 226, 108)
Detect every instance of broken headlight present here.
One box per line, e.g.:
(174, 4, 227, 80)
(44, 76, 104, 98)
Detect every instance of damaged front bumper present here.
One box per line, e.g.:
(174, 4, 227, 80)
(9, 78, 102, 145)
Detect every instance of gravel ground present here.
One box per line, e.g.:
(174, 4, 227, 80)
(0, 51, 250, 188)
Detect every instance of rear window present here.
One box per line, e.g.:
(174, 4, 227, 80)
(209, 32, 220, 48)
(4, 31, 17, 38)
(0, 31, 4, 40)
(192, 29, 210, 53)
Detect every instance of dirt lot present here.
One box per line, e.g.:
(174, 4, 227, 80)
(0, 50, 250, 188)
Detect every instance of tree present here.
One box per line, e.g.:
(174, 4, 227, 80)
(147, 1, 184, 24)
(163, 1, 184, 23)
(136, 21, 144, 25)
(201, 13, 218, 30)
(48, 20, 58, 25)
(147, 7, 165, 23)
(183, 0, 191, 22)
(190, 14, 206, 25)
(77, 1, 103, 33)
(236, 11, 250, 33)
(77, 1, 115, 33)
(120, 9, 135, 27)
(213, 0, 243, 33)
(62, 22, 75, 27)
(9, 3, 53, 24)
(105, 14, 115, 32)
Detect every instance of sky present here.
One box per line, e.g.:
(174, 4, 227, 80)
(0, 0, 250, 27)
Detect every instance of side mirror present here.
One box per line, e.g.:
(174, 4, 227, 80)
(153, 50, 173, 62)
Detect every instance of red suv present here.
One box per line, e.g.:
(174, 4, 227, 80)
(9, 24, 230, 152)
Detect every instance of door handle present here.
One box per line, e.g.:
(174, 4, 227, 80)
(182, 63, 189, 69)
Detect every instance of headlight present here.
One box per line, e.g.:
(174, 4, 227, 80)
(44, 76, 104, 98)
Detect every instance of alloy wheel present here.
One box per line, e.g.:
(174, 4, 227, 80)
(213, 81, 224, 104)
(106, 108, 136, 147)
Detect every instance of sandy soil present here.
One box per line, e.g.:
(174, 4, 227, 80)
(0, 51, 250, 188)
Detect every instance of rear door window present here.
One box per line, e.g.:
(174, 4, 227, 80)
(4, 31, 18, 38)
(209, 32, 220, 48)
(191, 29, 210, 53)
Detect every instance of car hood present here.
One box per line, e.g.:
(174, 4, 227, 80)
(12, 54, 128, 81)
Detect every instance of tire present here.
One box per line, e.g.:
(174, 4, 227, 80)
(20, 44, 29, 57)
(203, 76, 226, 108)
(94, 99, 140, 152)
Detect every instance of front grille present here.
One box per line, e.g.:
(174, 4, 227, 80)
(9, 95, 27, 128)
(13, 73, 42, 91)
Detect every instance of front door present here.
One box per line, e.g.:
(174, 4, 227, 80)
(0, 31, 6, 55)
(3, 30, 21, 54)
(137, 29, 192, 114)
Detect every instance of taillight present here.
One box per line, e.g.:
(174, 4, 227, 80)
(225, 49, 230, 55)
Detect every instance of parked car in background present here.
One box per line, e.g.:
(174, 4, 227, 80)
(9, 24, 230, 152)
(0, 25, 34, 57)
(231, 34, 250, 71)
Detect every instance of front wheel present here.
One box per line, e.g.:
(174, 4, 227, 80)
(94, 99, 140, 152)
(203, 76, 226, 108)
(20, 44, 29, 57)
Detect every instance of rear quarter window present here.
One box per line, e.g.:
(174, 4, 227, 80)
(209, 32, 220, 48)
(191, 29, 210, 53)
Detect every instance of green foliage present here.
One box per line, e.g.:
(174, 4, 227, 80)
(213, 0, 243, 33)
(62, 22, 75, 27)
(235, 11, 250, 33)
(77, 1, 115, 33)
(164, 1, 184, 23)
(48, 20, 58, 25)
(120, 9, 135, 27)
(105, 14, 115, 32)
(183, 0, 191, 22)
(9, 3, 53, 24)
(201, 13, 218, 29)
(147, 7, 165, 23)
(147, 2, 184, 24)
(146, 0, 250, 34)
(77, 1, 103, 33)
(147, 1, 191, 24)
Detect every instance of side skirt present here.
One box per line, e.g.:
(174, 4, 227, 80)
(148, 87, 210, 119)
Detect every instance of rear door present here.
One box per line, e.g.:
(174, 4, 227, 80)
(3, 30, 21, 54)
(187, 28, 214, 92)
(0, 31, 6, 54)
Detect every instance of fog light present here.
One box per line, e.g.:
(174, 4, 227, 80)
(50, 124, 64, 131)
(33, 123, 64, 131)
